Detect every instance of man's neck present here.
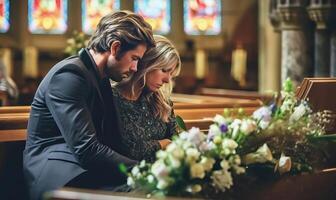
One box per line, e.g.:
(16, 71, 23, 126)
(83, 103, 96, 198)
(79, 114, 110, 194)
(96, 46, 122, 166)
(89, 49, 108, 79)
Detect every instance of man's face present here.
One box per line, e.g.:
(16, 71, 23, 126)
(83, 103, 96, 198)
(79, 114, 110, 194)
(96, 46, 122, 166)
(105, 43, 147, 82)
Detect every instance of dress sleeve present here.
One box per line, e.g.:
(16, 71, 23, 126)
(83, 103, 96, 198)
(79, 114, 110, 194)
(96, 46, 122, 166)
(45, 68, 137, 170)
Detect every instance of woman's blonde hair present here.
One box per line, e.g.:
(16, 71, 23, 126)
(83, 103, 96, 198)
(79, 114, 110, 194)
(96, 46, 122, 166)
(116, 35, 181, 122)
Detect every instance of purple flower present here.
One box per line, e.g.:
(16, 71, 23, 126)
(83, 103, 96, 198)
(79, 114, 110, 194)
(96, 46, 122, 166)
(220, 124, 228, 133)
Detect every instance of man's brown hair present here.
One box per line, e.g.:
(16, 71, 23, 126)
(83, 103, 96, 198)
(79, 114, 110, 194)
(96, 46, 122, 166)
(88, 10, 155, 59)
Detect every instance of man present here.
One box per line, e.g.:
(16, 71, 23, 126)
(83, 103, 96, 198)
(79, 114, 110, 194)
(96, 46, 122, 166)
(23, 11, 155, 200)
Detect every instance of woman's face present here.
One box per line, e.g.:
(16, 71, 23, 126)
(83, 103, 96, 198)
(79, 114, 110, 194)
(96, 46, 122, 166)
(145, 65, 175, 92)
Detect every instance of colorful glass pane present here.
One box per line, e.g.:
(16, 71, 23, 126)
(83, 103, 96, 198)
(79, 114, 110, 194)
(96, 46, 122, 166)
(82, 0, 120, 34)
(28, 0, 68, 34)
(0, 0, 9, 33)
(134, 0, 170, 34)
(184, 0, 221, 35)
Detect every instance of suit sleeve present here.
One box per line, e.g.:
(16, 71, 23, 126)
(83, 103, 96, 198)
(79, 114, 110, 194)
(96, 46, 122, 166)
(45, 68, 137, 170)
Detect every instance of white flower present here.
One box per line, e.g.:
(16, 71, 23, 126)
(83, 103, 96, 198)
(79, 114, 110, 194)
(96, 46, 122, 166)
(233, 165, 246, 174)
(131, 166, 140, 178)
(259, 120, 270, 129)
(168, 155, 181, 168)
(127, 177, 135, 186)
(198, 141, 211, 152)
(182, 127, 205, 146)
(242, 143, 274, 165)
(230, 119, 242, 139)
(222, 138, 238, 150)
(253, 106, 272, 129)
(240, 119, 257, 135)
(190, 163, 205, 179)
(211, 169, 233, 192)
(278, 154, 292, 174)
(139, 160, 146, 168)
(157, 179, 169, 189)
(186, 184, 202, 193)
(186, 148, 200, 162)
(147, 175, 155, 183)
(213, 114, 227, 125)
(156, 150, 168, 159)
(200, 157, 215, 172)
(208, 124, 221, 140)
(220, 160, 230, 171)
(289, 103, 307, 122)
(166, 143, 184, 160)
(253, 106, 272, 121)
(231, 155, 241, 165)
(151, 161, 169, 179)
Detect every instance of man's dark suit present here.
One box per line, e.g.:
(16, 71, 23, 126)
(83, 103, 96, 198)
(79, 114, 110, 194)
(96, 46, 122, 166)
(23, 49, 137, 200)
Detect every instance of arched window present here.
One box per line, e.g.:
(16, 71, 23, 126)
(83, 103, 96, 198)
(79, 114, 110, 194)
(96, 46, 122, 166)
(82, 0, 120, 34)
(28, 0, 68, 34)
(184, 0, 221, 35)
(0, 0, 9, 33)
(134, 0, 171, 34)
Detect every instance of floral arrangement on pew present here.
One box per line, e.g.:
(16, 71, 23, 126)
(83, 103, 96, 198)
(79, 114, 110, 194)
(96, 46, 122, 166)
(124, 79, 336, 198)
(64, 30, 89, 56)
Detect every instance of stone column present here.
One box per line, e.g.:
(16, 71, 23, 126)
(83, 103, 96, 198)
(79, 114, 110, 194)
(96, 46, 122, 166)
(276, 0, 314, 87)
(328, 4, 336, 76)
(307, 0, 335, 77)
(258, 0, 281, 92)
(331, 31, 336, 76)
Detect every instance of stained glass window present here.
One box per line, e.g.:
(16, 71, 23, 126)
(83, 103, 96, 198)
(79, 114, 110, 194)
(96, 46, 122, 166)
(82, 0, 120, 34)
(0, 0, 9, 33)
(28, 0, 68, 34)
(184, 0, 221, 35)
(134, 0, 170, 34)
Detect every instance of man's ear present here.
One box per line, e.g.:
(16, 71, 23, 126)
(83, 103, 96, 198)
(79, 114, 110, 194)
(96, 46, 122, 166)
(110, 41, 121, 56)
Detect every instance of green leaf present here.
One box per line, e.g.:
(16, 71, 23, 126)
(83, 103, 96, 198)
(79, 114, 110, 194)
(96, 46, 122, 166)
(118, 163, 128, 175)
(176, 115, 187, 131)
(283, 78, 294, 93)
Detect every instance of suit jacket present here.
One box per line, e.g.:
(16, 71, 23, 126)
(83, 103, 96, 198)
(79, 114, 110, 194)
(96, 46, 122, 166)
(23, 49, 137, 200)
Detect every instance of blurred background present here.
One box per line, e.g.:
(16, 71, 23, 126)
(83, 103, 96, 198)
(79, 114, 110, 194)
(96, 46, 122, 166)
(0, 0, 335, 106)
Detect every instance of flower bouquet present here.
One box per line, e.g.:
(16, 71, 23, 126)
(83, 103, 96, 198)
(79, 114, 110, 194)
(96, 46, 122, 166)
(64, 30, 89, 56)
(124, 79, 336, 198)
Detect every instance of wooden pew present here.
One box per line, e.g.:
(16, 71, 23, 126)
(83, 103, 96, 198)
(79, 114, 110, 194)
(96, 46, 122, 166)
(0, 106, 30, 114)
(45, 168, 336, 200)
(200, 88, 272, 102)
(0, 93, 261, 142)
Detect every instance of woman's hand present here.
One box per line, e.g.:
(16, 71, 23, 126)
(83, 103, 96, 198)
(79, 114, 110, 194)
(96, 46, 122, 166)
(159, 139, 172, 149)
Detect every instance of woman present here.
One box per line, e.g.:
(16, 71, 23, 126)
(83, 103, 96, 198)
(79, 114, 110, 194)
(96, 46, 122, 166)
(0, 59, 18, 105)
(112, 35, 181, 162)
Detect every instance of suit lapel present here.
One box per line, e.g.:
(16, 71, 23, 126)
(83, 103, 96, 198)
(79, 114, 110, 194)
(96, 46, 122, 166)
(77, 48, 105, 107)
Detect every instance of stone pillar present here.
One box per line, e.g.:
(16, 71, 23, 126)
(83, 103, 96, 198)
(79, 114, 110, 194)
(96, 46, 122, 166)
(328, 3, 336, 76)
(331, 31, 336, 76)
(276, 0, 314, 87)
(259, 0, 281, 92)
(307, 0, 335, 77)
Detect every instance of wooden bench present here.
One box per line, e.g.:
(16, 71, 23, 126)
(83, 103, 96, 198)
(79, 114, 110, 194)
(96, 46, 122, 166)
(44, 168, 336, 200)
(0, 106, 30, 114)
(0, 105, 259, 142)
(200, 88, 272, 102)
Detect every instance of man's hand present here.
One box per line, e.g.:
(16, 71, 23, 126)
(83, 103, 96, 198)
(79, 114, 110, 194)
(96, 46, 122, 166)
(159, 139, 172, 150)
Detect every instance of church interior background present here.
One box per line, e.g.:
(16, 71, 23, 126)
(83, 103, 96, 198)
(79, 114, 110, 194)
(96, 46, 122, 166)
(1, 1, 336, 199)
(1, 0, 335, 106)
